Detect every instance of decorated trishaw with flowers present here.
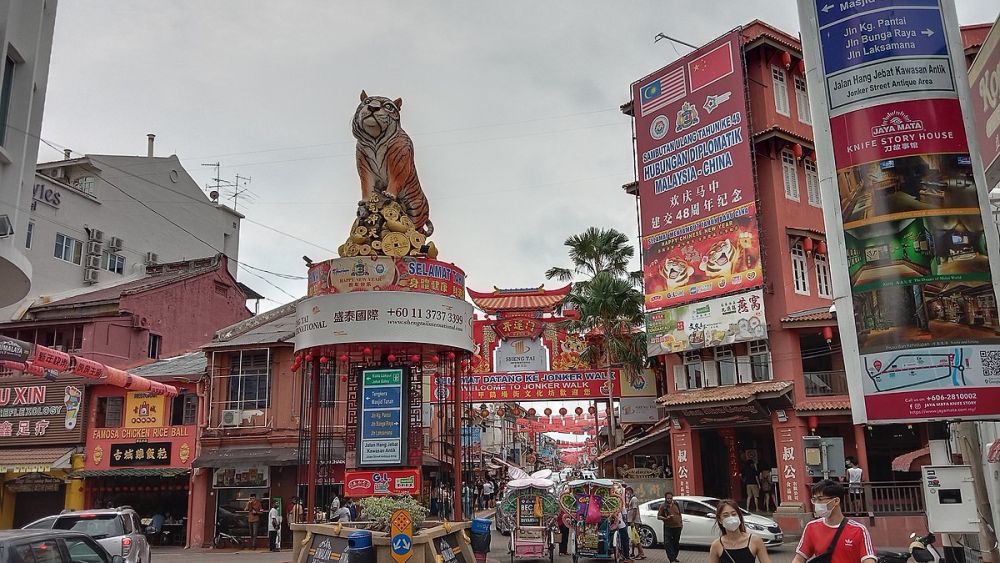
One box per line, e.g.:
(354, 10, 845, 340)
(559, 478, 626, 562)
(496, 468, 560, 562)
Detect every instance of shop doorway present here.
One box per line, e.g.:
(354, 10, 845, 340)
(12, 488, 65, 528)
(698, 429, 729, 499)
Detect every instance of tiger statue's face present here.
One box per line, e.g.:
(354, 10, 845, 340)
(354, 91, 403, 140)
(561, 335, 586, 355)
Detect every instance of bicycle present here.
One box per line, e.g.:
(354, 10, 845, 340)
(213, 531, 245, 549)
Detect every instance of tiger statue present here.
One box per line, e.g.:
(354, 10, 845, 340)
(552, 334, 589, 371)
(353, 90, 433, 236)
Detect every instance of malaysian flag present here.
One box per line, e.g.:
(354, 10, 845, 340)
(639, 66, 686, 117)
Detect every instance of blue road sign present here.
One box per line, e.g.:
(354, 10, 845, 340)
(361, 410, 402, 440)
(362, 386, 402, 409)
(815, 0, 940, 28)
(819, 5, 948, 75)
(391, 534, 412, 555)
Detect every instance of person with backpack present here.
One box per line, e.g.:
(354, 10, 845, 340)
(793, 480, 876, 563)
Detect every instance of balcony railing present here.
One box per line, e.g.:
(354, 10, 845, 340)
(803, 370, 849, 396)
(843, 481, 925, 516)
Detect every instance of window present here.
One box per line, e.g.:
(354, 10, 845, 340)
(54, 233, 83, 264)
(771, 65, 789, 116)
(228, 351, 271, 410)
(171, 393, 198, 425)
(795, 76, 811, 124)
(749, 340, 772, 382)
(25, 221, 33, 249)
(816, 253, 832, 299)
(683, 351, 704, 389)
(65, 537, 110, 563)
(96, 396, 124, 428)
(148, 333, 161, 359)
(792, 241, 810, 294)
(805, 158, 821, 206)
(74, 176, 96, 195)
(26, 540, 61, 563)
(0, 56, 15, 146)
(715, 346, 737, 385)
(103, 252, 126, 275)
(782, 150, 800, 201)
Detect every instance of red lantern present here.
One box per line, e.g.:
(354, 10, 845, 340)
(559, 407, 568, 416)
(575, 406, 584, 416)
(319, 356, 329, 364)
(294, 354, 302, 364)
(817, 240, 827, 256)
(792, 143, 804, 160)
(822, 326, 835, 343)
(341, 375, 347, 382)
(387, 354, 396, 363)
(544, 408, 552, 416)
(480, 408, 489, 418)
(797, 59, 806, 75)
(305, 354, 314, 362)
(339, 354, 349, 363)
(808, 416, 819, 432)
(362, 347, 372, 356)
(447, 351, 456, 360)
(431, 355, 440, 364)
(781, 51, 792, 69)
(802, 237, 814, 255)
(496, 407, 506, 417)
(410, 354, 421, 363)
(528, 408, 537, 416)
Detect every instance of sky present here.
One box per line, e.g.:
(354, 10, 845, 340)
(39, 1, 999, 308)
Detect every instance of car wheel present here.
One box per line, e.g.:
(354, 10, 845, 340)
(638, 525, 656, 549)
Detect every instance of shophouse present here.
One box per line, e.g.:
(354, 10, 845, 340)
(3, 140, 245, 319)
(0, 0, 57, 307)
(0, 255, 251, 526)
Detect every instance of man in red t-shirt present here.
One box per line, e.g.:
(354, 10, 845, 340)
(793, 480, 877, 563)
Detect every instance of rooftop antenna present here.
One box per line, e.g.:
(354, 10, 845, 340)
(654, 32, 698, 50)
(202, 162, 221, 202)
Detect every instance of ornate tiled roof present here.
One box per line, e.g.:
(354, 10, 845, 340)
(781, 307, 836, 324)
(795, 398, 852, 412)
(468, 284, 572, 314)
(657, 380, 792, 407)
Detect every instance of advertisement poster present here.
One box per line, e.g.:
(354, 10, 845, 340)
(294, 291, 475, 353)
(646, 289, 766, 355)
(431, 370, 620, 403)
(632, 29, 761, 310)
(344, 469, 420, 496)
(969, 15, 1000, 190)
(494, 337, 549, 373)
(124, 392, 164, 428)
(0, 377, 85, 446)
(798, 0, 1000, 422)
(620, 368, 658, 398)
(620, 397, 658, 423)
(213, 464, 269, 488)
(358, 369, 407, 467)
(307, 256, 466, 300)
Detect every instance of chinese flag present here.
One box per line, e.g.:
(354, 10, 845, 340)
(688, 41, 735, 92)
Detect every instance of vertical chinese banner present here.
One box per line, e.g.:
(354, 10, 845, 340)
(798, 0, 1000, 423)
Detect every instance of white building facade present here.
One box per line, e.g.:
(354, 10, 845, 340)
(0, 0, 58, 306)
(2, 145, 242, 319)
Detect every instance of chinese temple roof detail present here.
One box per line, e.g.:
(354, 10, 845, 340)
(467, 284, 572, 314)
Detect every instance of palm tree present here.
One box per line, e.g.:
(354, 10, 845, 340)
(547, 227, 647, 448)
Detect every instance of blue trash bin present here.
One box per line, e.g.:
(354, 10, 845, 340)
(470, 517, 492, 554)
(342, 530, 374, 563)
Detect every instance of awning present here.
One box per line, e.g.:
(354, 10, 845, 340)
(891, 447, 962, 472)
(70, 468, 190, 478)
(657, 380, 793, 409)
(193, 446, 299, 468)
(595, 419, 671, 463)
(0, 447, 75, 474)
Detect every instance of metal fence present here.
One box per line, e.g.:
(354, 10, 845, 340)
(803, 370, 850, 397)
(843, 481, 925, 516)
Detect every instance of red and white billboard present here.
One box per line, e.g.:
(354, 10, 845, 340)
(343, 469, 420, 497)
(430, 370, 620, 403)
(969, 15, 1000, 190)
(632, 29, 760, 310)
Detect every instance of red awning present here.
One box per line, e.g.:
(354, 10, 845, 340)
(892, 447, 929, 472)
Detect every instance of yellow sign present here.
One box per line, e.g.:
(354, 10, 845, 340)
(124, 392, 164, 428)
(389, 509, 413, 563)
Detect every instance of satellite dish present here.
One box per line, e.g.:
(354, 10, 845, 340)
(210, 190, 219, 202)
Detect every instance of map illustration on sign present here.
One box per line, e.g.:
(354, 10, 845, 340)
(865, 349, 965, 392)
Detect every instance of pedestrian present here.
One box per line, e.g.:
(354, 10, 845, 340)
(287, 497, 304, 525)
(625, 487, 646, 559)
(331, 502, 351, 522)
(267, 499, 282, 552)
(557, 511, 570, 555)
(462, 482, 474, 517)
(244, 493, 263, 550)
(614, 510, 633, 563)
(329, 493, 341, 514)
(438, 484, 452, 520)
(742, 459, 760, 511)
(708, 499, 773, 563)
(759, 468, 775, 512)
(846, 457, 863, 513)
(793, 480, 877, 563)
(482, 479, 494, 510)
(657, 492, 683, 563)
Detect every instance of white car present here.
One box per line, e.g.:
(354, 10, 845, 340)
(635, 496, 783, 549)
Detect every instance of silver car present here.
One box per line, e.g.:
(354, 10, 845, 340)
(23, 507, 152, 563)
(636, 496, 783, 549)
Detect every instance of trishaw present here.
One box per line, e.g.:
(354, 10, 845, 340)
(559, 478, 626, 563)
(496, 469, 559, 563)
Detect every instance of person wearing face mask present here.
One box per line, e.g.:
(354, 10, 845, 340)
(793, 480, 876, 563)
(708, 499, 773, 563)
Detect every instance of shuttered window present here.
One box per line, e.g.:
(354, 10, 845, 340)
(772, 66, 789, 116)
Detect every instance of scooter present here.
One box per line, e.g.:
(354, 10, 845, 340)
(877, 532, 942, 563)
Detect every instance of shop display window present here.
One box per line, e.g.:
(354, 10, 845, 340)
(215, 488, 270, 537)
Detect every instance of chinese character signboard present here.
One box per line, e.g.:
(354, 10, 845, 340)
(646, 289, 766, 355)
(358, 368, 408, 467)
(124, 391, 164, 428)
(798, 0, 1000, 422)
(109, 442, 172, 466)
(633, 30, 762, 310)
(307, 256, 466, 300)
(0, 376, 84, 446)
(431, 370, 621, 403)
(969, 15, 1000, 190)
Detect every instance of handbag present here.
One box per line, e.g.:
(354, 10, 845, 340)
(629, 525, 640, 544)
(805, 519, 848, 563)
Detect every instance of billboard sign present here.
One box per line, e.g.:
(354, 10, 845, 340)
(968, 15, 1000, 190)
(0, 376, 84, 446)
(358, 369, 407, 467)
(430, 370, 620, 403)
(344, 469, 420, 497)
(632, 29, 761, 310)
(798, 0, 1000, 422)
(646, 289, 766, 355)
(307, 256, 466, 301)
(494, 337, 549, 373)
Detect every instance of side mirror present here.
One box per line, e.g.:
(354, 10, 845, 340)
(111, 556, 126, 563)
(706, 513, 716, 519)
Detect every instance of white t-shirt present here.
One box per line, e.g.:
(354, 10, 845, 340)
(332, 507, 351, 522)
(268, 507, 281, 532)
(483, 482, 494, 496)
(330, 497, 341, 510)
(848, 466, 863, 486)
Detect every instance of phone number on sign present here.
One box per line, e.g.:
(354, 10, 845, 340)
(922, 393, 978, 402)
(386, 307, 464, 325)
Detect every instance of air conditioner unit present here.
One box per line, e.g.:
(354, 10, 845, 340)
(108, 236, 124, 251)
(88, 229, 104, 242)
(83, 268, 99, 284)
(86, 255, 101, 269)
(131, 314, 149, 329)
(145, 252, 159, 264)
(86, 241, 101, 256)
(220, 409, 242, 427)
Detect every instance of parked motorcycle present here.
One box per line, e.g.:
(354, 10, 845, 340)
(877, 532, 941, 563)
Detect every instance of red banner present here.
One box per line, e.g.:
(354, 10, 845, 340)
(307, 256, 465, 300)
(969, 18, 1000, 188)
(344, 469, 420, 497)
(632, 30, 760, 310)
(431, 370, 620, 403)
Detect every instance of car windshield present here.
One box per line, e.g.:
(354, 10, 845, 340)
(704, 499, 751, 515)
(53, 514, 124, 540)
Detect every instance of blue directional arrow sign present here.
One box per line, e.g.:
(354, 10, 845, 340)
(816, 0, 940, 28)
(819, 4, 948, 74)
(392, 534, 412, 555)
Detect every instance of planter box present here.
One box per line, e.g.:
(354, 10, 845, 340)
(290, 521, 477, 563)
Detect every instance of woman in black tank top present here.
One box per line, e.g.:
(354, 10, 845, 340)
(708, 499, 773, 563)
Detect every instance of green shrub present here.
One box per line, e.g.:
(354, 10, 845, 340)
(356, 495, 429, 532)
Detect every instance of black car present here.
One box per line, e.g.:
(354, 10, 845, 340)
(0, 530, 125, 563)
